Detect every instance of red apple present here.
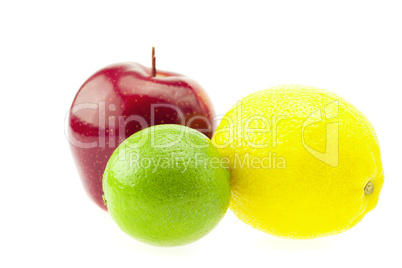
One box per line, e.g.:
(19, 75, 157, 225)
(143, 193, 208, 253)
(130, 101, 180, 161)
(68, 49, 216, 210)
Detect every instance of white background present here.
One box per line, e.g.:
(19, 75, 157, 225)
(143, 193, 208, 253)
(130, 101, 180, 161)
(1, 1, 401, 267)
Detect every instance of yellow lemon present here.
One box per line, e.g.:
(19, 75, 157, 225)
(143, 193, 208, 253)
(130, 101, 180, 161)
(212, 85, 384, 239)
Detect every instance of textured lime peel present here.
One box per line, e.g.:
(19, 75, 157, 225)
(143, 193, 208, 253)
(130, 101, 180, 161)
(103, 125, 231, 247)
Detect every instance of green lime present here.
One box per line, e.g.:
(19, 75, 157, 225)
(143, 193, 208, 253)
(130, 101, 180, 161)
(103, 124, 231, 247)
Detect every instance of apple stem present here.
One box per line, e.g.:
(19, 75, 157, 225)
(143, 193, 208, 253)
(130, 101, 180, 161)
(152, 47, 156, 77)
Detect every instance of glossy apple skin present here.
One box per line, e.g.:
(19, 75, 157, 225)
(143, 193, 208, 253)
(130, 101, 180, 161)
(68, 62, 216, 210)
